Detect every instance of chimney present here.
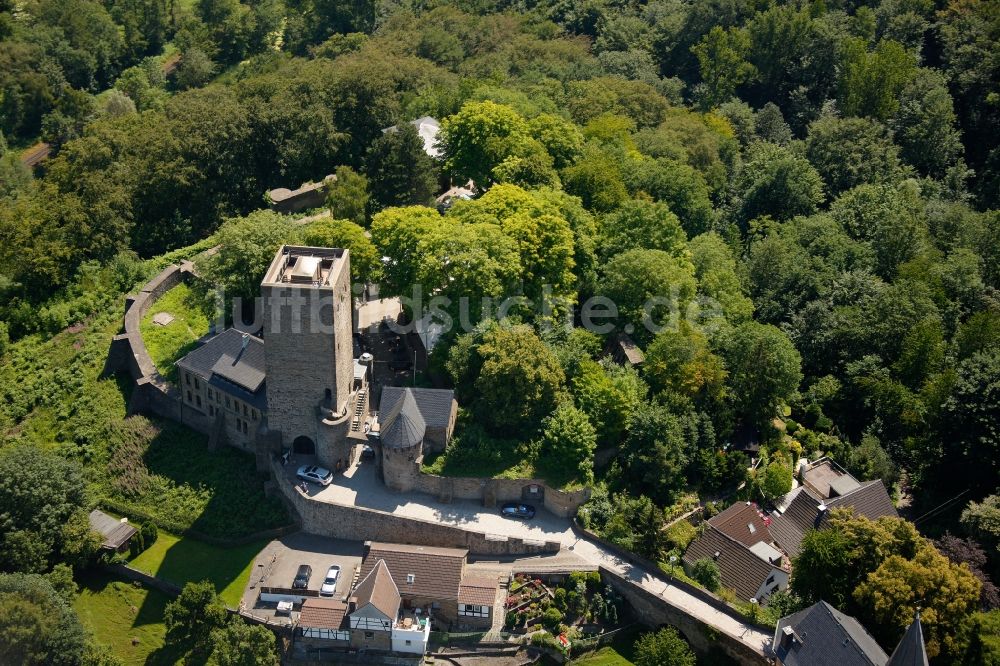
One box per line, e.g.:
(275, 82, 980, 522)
(781, 625, 797, 648)
(241, 333, 250, 350)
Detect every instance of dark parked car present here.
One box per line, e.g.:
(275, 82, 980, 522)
(292, 564, 313, 589)
(361, 445, 375, 461)
(500, 502, 536, 519)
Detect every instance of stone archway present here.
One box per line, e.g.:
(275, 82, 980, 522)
(292, 435, 316, 455)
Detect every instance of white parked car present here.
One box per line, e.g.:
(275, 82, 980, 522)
(296, 465, 333, 486)
(320, 565, 341, 597)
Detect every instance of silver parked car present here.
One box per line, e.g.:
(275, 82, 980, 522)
(296, 465, 334, 486)
(319, 565, 341, 597)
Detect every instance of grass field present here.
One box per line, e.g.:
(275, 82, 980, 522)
(570, 628, 639, 665)
(128, 530, 265, 608)
(74, 570, 182, 666)
(139, 282, 214, 382)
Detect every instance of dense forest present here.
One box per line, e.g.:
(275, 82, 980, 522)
(1, 0, 999, 663)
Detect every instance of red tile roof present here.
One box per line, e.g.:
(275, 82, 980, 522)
(458, 576, 498, 606)
(299, 598, 347, 630)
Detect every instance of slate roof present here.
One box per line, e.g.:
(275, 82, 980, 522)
(359, 542, 467, 602)
(708, 502, 771, 547)
(352, 559, 400, 620)
(380, 387, 455, 431)
(886, 614, 929, 666)
(770, 480, 897, 558)
(458, 576, 498, 607)
(683, 526, 779, 602)
(177, 329, 267, 407)
(299, 597, 348, 630)
(774, 601, 888, 666)
(88, 510, 137, 550)
(378, 390, 426, 449)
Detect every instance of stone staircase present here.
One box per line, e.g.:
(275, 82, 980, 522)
(482, 574, 511, 642)
(350, 388, 368, 432)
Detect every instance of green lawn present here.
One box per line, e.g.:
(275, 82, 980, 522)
(139, 282, 214, 382)
(570, 628, 639, 665)
(128, 530, 265, 608)
(74, 570, 183, 666)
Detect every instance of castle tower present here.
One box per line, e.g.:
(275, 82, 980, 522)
(261, 246, 354, 457)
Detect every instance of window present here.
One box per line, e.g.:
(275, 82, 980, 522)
(365, 631, 374, 639)
(185, 373, 191, 386)
(459, 604, 489, 618)
(242, 421, 248, 434)
(208, 389, 213, 400)
(431, 602, 440, 610)
(765, 575, 775, 586)
(187, 391, 192, 402)
(405, 640, 412, 646)
(243, 403, 248, 416)
(748, 523, 756, 534)
(406, 574, 415, 584)
(196, 396, 202, 408)
(209, 405, 214, 416)
(194, 378, 199, 390)
(225, 396, 230, 409)
(251, 409, 257, 421)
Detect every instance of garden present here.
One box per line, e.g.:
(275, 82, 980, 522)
(504, 571, 627, 651)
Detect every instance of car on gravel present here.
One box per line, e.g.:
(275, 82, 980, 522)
(320, 565, 341, 596)
(292, 564, 313, 589)
(297, 465, 333, 486)
(500, 502, 536, 519)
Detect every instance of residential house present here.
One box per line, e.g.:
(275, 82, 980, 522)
(770, 459, 898, 558)
(356, 542, 498, 629)
(683, 501, 788, 602)
(348, 559, 402, 652)
(773, 601, 929, 666)
(297, 597, 350, 649)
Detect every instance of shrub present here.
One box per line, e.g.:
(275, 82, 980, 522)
(553, 587, 567, 611)
(541, 607, 563, 632)
(665, 520, 698, 551)
(692, 558, 721, 591)
(140, 522, 158, 548)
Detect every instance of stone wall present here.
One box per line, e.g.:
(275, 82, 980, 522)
(413, 472, 590, 519)
(277, 466, 561, 557)
(599, 567, 770, 666)
(105, 262, 269, 466)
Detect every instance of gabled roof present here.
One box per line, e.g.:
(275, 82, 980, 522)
(458, 576, 498, 607)
(359, 542, 467, 602)
(352, 559, 400, 620)
(299, 597, 347, 630)
(683, 526, 780, 602)
(88, 510, 137, 550)
(886, 614, 929, 666)
(770, 481, 897, 558)
(708, 501, 771, 547)
(177, 328, 266, 395)
(378, 389, 425, 449)
(774, 601, 888, 666)
(380, 387, 455, 431)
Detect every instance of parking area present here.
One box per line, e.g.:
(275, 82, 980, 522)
(240, 533, 365, 621)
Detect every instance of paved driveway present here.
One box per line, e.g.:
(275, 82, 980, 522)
(300, 461, 578, 545)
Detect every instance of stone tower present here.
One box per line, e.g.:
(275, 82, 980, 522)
(261, 246, 354, 461)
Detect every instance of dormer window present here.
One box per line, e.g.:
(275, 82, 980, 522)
(406, 574, 415, 584)
(748, 523, 756, 534)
